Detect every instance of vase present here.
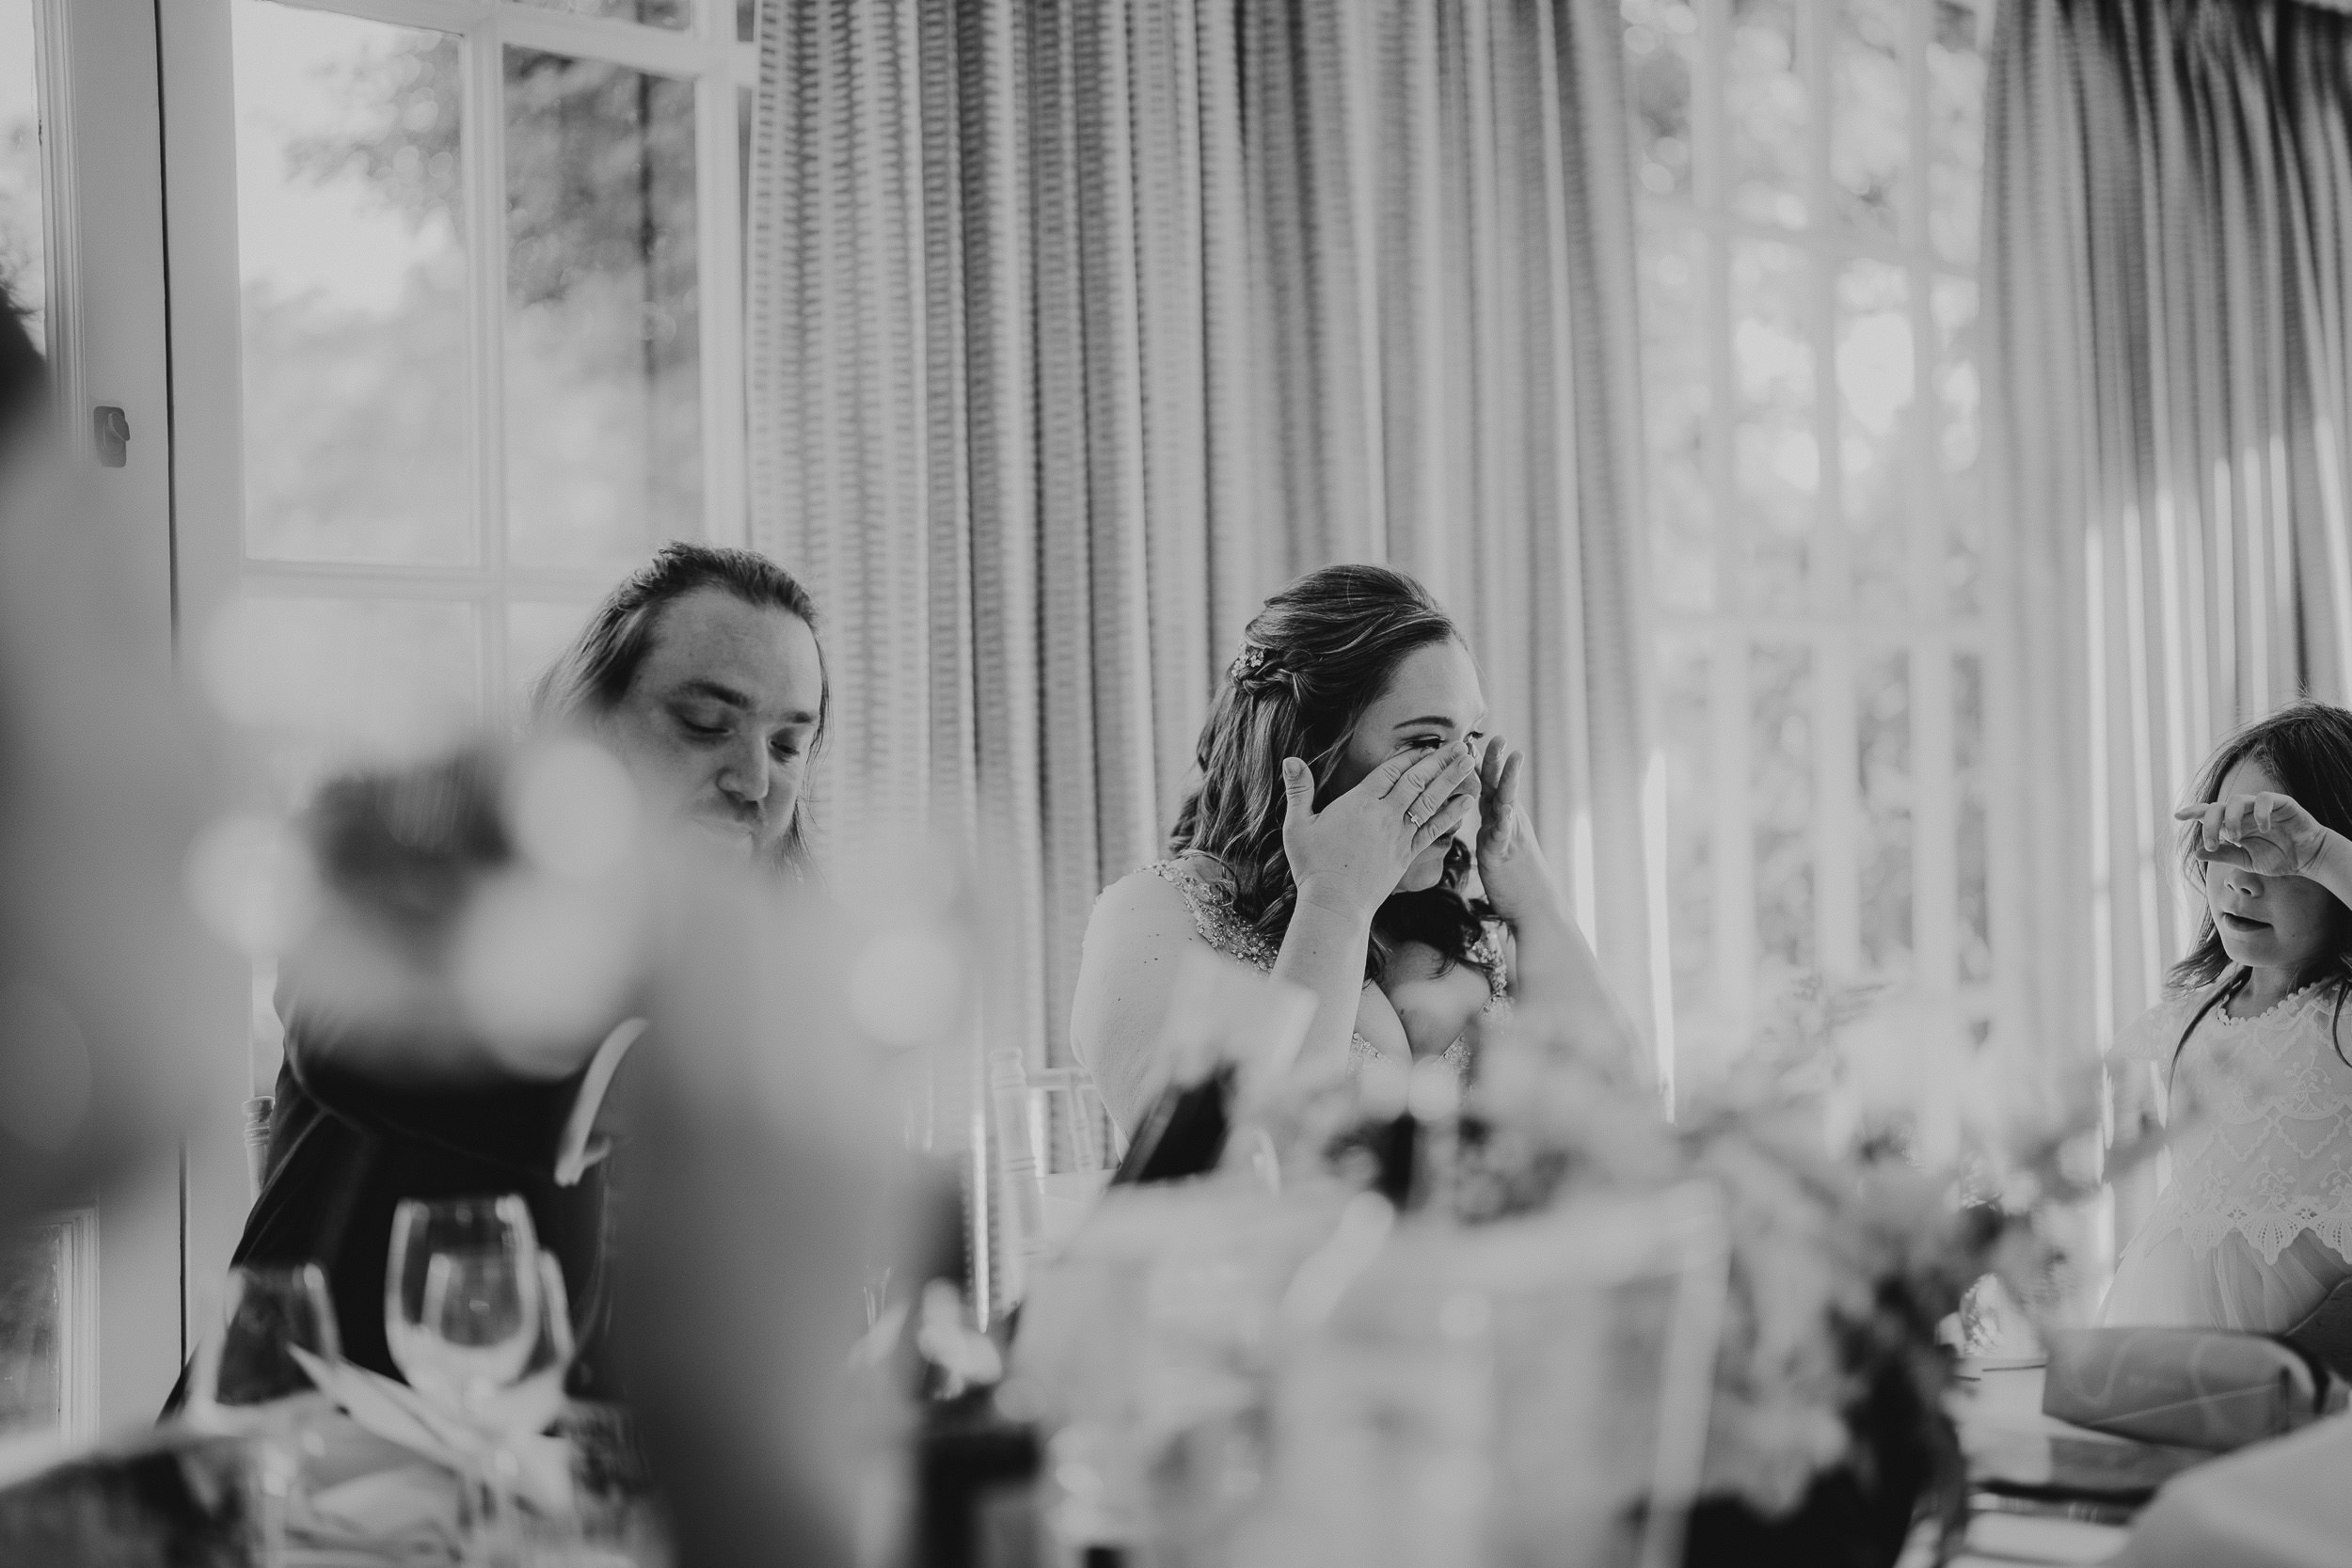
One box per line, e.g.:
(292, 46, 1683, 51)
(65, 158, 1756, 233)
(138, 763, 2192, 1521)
(1681, 1369, 1954, 1568)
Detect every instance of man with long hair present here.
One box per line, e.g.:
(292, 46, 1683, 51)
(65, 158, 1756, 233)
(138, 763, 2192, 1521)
(210, 543, 831, 1398)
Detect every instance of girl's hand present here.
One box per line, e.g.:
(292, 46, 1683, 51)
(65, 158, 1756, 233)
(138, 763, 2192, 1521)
(1281, 739, 1478, 920)
(1474, 735, 1567, 927)
(2175, 791, 2340, 879)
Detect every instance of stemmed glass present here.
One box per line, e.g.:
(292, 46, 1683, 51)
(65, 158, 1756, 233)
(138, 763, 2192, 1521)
(386, 1194, 543, 1561)
(187, 1261, 342, 1431)
(185, 1263, 342, 1562)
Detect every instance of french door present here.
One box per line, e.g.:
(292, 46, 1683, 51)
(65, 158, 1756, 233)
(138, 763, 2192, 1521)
(0, 0, 237, 1437)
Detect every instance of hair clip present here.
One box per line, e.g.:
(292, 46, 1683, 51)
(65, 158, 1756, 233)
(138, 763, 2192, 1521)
(1229, 643, 1274, 685)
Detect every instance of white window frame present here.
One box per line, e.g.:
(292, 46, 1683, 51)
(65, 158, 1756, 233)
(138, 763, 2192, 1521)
(156, 0, 761, 1386)
(1631, 0, 2010, 1065)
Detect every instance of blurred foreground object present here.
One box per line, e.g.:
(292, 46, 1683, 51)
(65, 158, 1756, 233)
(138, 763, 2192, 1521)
(0, 1425, 259, 1567)
(2113, 1409, 2352, 1568)
(619, 835, 977, 1568)
(0, 285, 216, 1213)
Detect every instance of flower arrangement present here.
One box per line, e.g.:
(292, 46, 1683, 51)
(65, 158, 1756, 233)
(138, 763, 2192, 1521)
(1393, 975, 2136, 1561)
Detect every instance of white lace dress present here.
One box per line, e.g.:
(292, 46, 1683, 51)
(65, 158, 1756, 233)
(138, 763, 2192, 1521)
(2101, 976, 2352, 1333)
(1142, 858, 1507, 1074)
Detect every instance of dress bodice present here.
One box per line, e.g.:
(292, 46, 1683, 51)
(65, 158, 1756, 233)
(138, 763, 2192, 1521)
(1142, 857, 1507, 1074)
(2110, 976, 2352, 1266)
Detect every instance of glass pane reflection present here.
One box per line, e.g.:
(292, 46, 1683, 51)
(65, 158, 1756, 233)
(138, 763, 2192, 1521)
(0, 0, 44, 350)
(510, 0, 689, 29)
(503, 49, 702, 568)
(0, 1223, 62, 1440)
(232, 2, 471, 565)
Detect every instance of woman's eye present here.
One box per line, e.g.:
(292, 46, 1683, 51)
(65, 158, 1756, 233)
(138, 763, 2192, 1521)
(675, 712, 727, 738)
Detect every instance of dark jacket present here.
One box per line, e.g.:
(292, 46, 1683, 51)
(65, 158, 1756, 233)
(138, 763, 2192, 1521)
(176, 976, 624, 1408)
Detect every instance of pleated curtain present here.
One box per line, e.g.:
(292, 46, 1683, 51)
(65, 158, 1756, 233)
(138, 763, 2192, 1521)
(744, 0, 1659, 1300)
(1986, 0, 2352, 1080)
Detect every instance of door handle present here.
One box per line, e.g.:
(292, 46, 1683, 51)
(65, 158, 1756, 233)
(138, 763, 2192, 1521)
(92, 405, 128, 468)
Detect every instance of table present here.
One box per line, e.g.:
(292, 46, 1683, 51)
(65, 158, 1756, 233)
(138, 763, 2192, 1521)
(1889, 1363, 2177, 1567)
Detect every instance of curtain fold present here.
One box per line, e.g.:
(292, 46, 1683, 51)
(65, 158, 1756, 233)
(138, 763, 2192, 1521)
(748, 0, 1659, 1307)
(1987, 0, 2352, 1068)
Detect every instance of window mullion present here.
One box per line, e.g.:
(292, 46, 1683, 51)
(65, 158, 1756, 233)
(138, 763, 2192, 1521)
(466, 10, 507, 719)
(1694, 0, 1751, 1041)
(697, 69, 746, 546)
(1800, 0, 1860, 980)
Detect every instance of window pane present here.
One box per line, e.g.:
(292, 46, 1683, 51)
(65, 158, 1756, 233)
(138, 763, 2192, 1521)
(204, 596, 480, 800)
(510, 0, 689, 29)
(1752, 641, 1815, 972)
(0, 1222, 62, 1439)
(1660, 628, 1715, 1040)
(1642, 213, 1711, 611)
(1831, 0, 1908, 241)
(508, 599, 596, 707)
(1929, 0, 1987, 264)
(1731, 238, 1815, 610)
(1624, 0, 1697, 202)
(1837, 258, 1914, 618)
(1859, 646, 1913, 976)
(1934, 276, 1982, 616)
(504, 50, 702, 569)
(0, 0, 44, 351)
(739, 0, 759, 43)
(1956, 650, 1991, 985)
(233, 4, 471, 566)
(1727, 0, 1807, 229)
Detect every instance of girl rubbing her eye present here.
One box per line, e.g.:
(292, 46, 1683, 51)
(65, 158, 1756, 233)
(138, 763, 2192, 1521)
(1068, 563, 1639, 1138)
(2102, 700, 2352, 1335)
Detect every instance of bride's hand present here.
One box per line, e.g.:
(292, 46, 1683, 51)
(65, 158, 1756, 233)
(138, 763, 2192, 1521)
(1281, 739, 1478, 919)
(1474, 736, 1566, 927)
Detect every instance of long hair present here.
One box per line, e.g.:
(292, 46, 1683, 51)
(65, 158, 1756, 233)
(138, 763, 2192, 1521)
(1170, 563, 1487, 980)
(2168, 700, 2352, 1069)
(531, 542, 829, 875)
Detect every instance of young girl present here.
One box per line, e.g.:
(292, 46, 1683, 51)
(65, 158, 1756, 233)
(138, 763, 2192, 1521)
(2103, 701, 2352, 1333)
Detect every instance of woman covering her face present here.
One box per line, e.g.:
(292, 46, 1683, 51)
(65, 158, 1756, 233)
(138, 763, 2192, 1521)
(1070, 562, 1638, 1136)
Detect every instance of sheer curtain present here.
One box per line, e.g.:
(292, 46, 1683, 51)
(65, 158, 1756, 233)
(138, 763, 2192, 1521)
(744, 0, 1662, 1309)
(1986, 0, 2352, 1081)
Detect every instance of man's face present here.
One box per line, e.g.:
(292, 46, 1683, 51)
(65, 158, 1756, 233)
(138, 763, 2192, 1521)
(599, 588, 824, 861)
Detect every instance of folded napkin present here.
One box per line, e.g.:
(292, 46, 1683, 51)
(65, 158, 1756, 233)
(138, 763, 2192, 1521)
(289, 1347, 574, 1518)
(2042, 1328, 2346, 1451)
(2113, 1407, 2352, 1568)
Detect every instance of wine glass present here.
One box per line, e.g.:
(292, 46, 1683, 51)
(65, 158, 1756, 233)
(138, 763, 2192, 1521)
(185, 1263, 340, 1563)
(185, 1262, 341, 1432)
(512, 1251, 576, 1411)
(385, 1194, 542, 1415)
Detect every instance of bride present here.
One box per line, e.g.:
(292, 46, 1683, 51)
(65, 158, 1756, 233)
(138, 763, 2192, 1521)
(1071, 563, 1637, 1134)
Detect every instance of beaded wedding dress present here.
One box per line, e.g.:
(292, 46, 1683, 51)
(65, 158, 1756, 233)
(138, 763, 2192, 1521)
(2102, 977, 2352, 1333)
(1143, 856, 1507, 1075)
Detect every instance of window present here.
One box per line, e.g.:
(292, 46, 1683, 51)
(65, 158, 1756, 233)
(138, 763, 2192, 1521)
(211, 0, 755, 1094)
(214, 0, 754, 804)
(1624, 0, 1994, 1073)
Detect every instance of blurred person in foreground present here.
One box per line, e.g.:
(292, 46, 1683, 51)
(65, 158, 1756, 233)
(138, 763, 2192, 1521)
(210, 545, 831, 1399)
(0, 283, 216, 1220)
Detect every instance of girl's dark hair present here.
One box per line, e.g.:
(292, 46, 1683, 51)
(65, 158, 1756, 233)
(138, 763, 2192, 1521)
(2168, 700, 2352, 1069)
(1169, 562, 1487, 980)
(531, 541, 828, 875)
